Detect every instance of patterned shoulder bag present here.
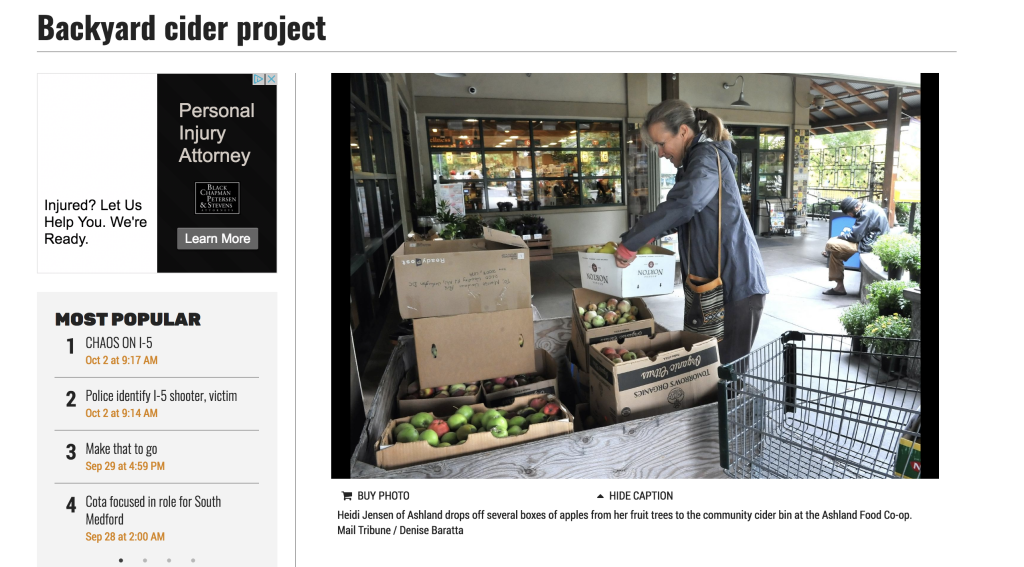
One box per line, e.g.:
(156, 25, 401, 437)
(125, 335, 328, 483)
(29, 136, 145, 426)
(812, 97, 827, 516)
(683, 148, 725, 341)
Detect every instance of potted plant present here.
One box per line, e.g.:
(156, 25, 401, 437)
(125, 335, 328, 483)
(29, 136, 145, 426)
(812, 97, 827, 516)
(906, 235, 921, 284)
(865, 279, 917, 318)
(462, 215, 485, 239)
(872, 232, 917, 280)
(414, 199, 436, 229)
(863, 314, 912, 375)
(838, 302, 879, 353)
(434, 199, 464, 238)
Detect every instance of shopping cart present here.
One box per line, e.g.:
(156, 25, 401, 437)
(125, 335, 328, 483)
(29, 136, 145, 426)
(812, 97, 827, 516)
(717, 332, 921, 479)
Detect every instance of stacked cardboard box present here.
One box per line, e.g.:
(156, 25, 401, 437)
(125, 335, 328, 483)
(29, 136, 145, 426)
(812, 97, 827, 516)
(588, 330, 722, 426)
(578, 245, 676, 297)
(391, 228, 539, 413)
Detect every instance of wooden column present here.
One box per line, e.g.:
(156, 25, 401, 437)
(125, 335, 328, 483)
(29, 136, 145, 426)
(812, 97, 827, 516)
(882, 87, 902, 226)
(662, 73, 678, 100)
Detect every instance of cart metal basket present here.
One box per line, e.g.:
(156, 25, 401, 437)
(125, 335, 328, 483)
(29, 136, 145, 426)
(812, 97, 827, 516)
(717, 332, 921, 479)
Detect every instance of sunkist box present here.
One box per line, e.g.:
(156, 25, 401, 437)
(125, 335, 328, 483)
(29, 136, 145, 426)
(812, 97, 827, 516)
(393, 227, 531, 320)
(578, 245, 675, 297)
(570, 288, 656, 373)
(413, 308, 536, 389)
(588, 330, 721, 425)
(374, 394, 574, 470)
(483, 349, 559, 408)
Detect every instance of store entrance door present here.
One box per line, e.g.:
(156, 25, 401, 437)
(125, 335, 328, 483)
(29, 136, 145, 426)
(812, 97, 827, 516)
(728, 126, 758, 230)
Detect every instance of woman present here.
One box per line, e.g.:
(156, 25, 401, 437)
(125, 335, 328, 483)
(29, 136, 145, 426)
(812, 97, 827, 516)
(614, 100, 769, 365)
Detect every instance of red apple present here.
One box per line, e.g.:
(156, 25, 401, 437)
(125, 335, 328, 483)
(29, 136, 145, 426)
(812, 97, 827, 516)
(529, 397, 547, 410)
(541, 402, 560, 416)
(428, 419, 450, 437)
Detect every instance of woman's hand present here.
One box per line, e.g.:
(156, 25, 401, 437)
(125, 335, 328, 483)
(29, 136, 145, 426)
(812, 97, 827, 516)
(614, 242, 636, 268)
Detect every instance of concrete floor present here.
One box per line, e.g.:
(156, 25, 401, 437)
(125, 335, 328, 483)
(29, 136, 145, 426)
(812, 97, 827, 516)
(359, 218, 861, 413)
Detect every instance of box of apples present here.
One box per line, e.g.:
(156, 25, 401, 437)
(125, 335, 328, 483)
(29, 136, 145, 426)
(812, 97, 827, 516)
(482, 349, 559, 407)
(578, 241, 675, 297)
(374, 394, 574, 470)
(396, 373, 484, 418)
(570, 288, 655, 373)
(588, 330, 721, 425)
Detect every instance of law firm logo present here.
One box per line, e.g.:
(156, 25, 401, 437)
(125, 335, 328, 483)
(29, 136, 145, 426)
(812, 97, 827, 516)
(195, 182, 240, 214)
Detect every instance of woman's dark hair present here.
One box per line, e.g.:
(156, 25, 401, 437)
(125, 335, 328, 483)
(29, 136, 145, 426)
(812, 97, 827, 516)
(642, 99, 731, 144)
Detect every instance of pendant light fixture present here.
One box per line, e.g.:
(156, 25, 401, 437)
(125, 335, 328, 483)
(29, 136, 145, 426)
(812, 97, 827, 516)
(723, 75, 751, 107)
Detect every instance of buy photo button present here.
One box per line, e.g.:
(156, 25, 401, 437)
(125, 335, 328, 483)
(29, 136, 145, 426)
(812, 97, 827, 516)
(177, 228, 259, 250)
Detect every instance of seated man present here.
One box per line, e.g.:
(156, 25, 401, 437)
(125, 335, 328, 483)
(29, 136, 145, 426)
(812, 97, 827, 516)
(823, 196, 890, 296)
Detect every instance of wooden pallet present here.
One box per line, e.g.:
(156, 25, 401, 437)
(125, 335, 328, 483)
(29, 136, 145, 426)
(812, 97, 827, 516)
(526, 234, 552, 261)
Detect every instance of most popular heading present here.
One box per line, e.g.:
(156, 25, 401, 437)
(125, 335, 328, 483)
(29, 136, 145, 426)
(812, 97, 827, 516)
(39, 15, 327, 47)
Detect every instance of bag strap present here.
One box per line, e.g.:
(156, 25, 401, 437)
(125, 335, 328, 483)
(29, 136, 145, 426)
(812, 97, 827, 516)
(686, 146, 724, 279)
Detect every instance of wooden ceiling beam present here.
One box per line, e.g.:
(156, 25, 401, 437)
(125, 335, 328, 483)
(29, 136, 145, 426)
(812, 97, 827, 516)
(811, 83, 864, 117)
(837, 80, 884, 114)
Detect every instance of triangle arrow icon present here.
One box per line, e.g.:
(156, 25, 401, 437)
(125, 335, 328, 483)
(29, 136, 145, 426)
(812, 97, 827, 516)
(597, 494, 604, 498)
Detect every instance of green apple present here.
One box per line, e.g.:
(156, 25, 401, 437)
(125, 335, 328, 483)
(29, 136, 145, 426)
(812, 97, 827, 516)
(455, 405, 474, 421)
(396, 428, 419, 443)
(482, 409, 501, 425)
(492, 428, 509, 439)
(440, 432, 458, 444)
(447, 413, 468, 430)
(497, 410, 509, 418)
(456, 424, 477, 441)
(418, 429, 439, 446)
(437, 442, 451, 448)
(591, 315, 605, 327)
(637, 246, 654, 255)
(508, 425, 523, 436)
(394, 422, 416, 435)
(471, 412, 485, 428)
(485, 416, 508, 431)
(578, 306, 585, 316)
(410, 412, 433, 429)
(508, 416, 527, 428)
(528, 412, 548, 425)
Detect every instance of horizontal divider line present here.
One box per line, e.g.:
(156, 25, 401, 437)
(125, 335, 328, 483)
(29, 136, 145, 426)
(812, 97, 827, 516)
(55, 377, 258, 379)
(55, 425, 260, 429)
(54, 482, 259, 485)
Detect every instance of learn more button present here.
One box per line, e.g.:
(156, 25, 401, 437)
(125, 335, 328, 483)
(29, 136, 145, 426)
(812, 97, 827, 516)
(178, 228, 259, 250)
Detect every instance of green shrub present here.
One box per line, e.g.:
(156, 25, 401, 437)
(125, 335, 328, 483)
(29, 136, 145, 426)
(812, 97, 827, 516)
(863, 314, 912, 355)
(866, 279, 917, 317)
(839, 302, 879, 336)
(872, 232, 919, 272)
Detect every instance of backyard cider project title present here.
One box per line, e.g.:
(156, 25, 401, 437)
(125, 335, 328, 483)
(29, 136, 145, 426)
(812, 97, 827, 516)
(38, 15, 326, 47)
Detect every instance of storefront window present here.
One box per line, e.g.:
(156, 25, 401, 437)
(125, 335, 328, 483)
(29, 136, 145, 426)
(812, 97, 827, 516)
(483, 119, 530, 148)
(351, 105, 364, 172)
(534, 180, 580, 207)
(427, 116, 625, 210)
(485, 151, 532, 179)
(579, 122, 621, 148)
(532, 120, 577, 148)
(429, 152, 483, 180)
(427, 118, 481, 149)
(583, 178, 621, 205)
(580, 151, 621, 177)
(533, 150, 577, 178)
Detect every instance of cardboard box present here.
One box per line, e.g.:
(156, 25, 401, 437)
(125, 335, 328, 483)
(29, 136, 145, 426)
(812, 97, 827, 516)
(374, 394, 574, 470)
(483, 349, 558, 408)
(588, 330, 721, 424)
(578, 245, 675, 297)
(395, 372, 484, 418)
(413, 308, 536, 389)
(570, 288, 656, 373)
(393, 227, 532, 319)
